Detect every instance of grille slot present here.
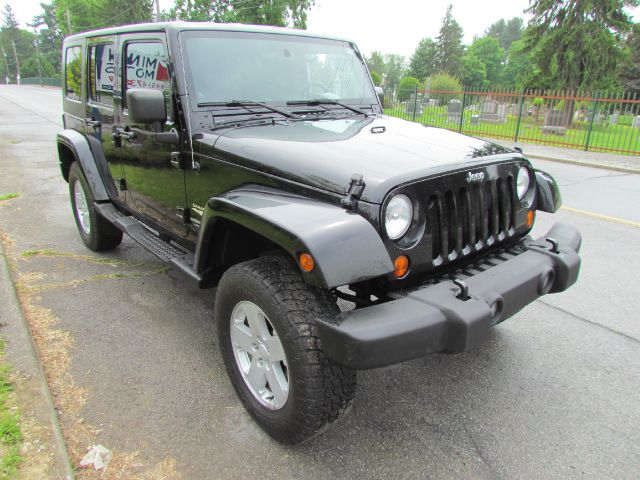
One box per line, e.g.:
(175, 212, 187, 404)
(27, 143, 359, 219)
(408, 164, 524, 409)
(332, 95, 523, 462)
(428, 175, 516, 267)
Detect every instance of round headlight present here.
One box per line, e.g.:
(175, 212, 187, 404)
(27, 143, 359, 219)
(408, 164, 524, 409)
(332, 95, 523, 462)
(516, 167, 531, 199)
(385, 194, 413, 240)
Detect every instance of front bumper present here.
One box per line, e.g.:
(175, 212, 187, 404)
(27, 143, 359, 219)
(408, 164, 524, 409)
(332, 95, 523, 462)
(316, 223, 582, 369)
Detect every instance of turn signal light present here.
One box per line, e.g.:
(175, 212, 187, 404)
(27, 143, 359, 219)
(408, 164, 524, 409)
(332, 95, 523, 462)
(393, 255, 410, 278)
(527, 209, 535, 228)
(299, 253, 315, 272)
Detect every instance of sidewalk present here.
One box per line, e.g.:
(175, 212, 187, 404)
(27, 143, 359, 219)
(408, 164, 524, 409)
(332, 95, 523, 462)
(488, 138, 640, 174)
(0, 239, 74, 478)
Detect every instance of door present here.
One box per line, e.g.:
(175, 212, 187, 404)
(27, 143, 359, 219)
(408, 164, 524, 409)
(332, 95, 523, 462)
(117, 34, 188, 237)
(85, 37, 126, 203)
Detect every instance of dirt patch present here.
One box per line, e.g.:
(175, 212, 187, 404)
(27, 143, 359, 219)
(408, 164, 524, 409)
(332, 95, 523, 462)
(2, 233, 181, 479)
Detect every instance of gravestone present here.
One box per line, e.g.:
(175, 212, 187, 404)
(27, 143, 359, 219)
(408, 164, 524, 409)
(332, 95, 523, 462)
(509, 103, 520, 116)
(610, 112, 620, 125)
(480, 100, 507, 123)
(633, 116, 640, 128)
(426, 98, 440, 107)
(541, 109, 567, 135)
(404, 93, 424, 116)
(447, 99, 462, 123)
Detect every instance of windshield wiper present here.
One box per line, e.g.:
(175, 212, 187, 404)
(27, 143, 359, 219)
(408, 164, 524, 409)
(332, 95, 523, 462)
(209, 116, 282, 131)
(286, 99, 369, 117)
(198, 100, 299, 119)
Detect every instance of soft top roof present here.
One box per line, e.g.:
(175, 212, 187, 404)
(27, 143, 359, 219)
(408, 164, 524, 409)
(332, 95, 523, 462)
(65, 21, 353, 44)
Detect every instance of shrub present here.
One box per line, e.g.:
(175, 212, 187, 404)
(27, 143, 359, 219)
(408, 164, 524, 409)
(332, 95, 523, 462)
(397, 76, 420, 101)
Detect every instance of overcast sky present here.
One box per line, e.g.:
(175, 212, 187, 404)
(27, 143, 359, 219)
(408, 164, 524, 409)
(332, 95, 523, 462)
(5, 0, 640, 58)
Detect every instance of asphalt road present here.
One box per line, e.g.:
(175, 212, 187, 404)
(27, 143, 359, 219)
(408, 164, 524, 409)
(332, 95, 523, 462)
(1, 85, 639, 479)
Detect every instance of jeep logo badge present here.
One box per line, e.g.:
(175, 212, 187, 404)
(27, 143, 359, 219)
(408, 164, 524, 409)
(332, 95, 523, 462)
(466, 171, 485, 183)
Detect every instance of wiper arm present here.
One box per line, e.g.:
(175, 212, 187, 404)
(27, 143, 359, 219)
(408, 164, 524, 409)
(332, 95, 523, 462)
(286, 99, 369, 117)
(209, 116, 280, 131)
(198, 100, 299, 119)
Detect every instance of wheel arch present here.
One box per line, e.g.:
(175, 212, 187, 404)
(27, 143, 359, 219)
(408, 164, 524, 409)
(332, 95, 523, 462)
(195, 186, 394, 289)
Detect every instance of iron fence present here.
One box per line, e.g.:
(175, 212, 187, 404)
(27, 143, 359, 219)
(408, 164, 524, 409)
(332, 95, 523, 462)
(384, 87, 640, 155)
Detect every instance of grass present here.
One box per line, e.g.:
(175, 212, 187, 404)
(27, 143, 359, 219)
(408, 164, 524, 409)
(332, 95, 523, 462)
(0, 194, 19, 202)
(0, 341, 22, 479)
(385, 105, 640, 155)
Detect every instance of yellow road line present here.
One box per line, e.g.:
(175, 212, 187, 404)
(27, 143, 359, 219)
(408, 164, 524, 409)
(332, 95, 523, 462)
(561, 206, 640, 228)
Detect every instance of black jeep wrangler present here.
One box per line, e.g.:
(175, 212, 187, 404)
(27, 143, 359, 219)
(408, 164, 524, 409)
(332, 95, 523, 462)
(57, 22, 581, 444)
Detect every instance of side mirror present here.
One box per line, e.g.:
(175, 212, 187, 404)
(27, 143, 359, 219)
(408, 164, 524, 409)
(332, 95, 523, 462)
(126, 88, 166, 124)
(374, 86, 384, 108)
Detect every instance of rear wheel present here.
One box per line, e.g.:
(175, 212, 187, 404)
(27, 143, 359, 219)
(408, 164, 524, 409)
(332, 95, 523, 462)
(68, 162, 122, 251)
(215, 255, 356, 444)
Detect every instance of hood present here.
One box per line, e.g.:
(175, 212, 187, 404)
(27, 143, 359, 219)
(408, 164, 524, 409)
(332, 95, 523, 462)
(195, 115, 519, 204)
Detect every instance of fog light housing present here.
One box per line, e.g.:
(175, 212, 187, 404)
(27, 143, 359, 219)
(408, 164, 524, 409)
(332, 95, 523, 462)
(393, 255, 410, 278)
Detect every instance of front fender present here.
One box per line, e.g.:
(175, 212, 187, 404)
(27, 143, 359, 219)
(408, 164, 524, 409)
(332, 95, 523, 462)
(195, 187, 394, 288)
(57, 129, 116, 201)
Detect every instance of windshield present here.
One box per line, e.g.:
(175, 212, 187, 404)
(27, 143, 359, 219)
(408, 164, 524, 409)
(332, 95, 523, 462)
(182, 31, 377, 106)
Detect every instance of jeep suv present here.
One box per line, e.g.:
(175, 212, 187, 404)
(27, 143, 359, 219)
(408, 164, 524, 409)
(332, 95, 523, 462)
(57, 22, 581, 444)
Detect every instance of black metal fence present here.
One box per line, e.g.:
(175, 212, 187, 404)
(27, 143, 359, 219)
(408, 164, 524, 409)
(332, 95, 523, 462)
(385, 87, 640, 155)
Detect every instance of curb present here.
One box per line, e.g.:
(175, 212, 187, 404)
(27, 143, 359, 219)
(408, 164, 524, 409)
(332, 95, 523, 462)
(0, 241, 75, 479)
(525, 153, 640, 175)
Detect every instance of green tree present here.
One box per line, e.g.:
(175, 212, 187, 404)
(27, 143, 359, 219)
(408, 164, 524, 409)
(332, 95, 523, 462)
(468, 36, 505, 86)
(168, 0, 314, 28)
(369, 70, 381, 86)
(383, 53, 406, 92)
(1, 5, 36, 80)
(460, 53, 486, 88)
(31, 2, 63, 76)
(485, 17, 524, 51)
(523, 0, 638, 92)
(408, 37, 437, 80)
(501, 39, 535, 89)
(618, 23, 640, 93)
(434, 4, 464, 77)
(366, 51, 385, 79)
(54, 0, 153, 35)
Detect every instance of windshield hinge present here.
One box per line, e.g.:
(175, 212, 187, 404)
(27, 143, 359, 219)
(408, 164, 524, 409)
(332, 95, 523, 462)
(341, 174, 365, 209)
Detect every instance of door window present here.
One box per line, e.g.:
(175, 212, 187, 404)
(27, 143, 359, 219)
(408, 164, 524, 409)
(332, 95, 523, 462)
(123, 42, 171, 103)
(88, 44, 115, 106)
(65, 46, 82, 101)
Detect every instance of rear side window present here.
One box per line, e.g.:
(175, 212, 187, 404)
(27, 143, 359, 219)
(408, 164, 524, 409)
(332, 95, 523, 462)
(65, 46, 82, 101)
(88, 44, 115, 106)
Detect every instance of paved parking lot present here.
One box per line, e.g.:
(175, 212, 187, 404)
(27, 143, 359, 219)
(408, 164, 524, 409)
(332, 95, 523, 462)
(1, 85, 639, 479)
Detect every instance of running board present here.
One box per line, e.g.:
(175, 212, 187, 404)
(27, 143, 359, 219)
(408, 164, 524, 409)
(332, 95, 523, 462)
(95, 203, 202, 284)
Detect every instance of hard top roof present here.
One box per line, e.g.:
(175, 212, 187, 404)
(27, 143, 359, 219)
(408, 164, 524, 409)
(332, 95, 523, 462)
(65, 21, 353, 44)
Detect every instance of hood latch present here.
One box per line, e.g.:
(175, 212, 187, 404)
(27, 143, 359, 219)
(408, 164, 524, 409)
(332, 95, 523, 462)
(341, 174, 365, 209)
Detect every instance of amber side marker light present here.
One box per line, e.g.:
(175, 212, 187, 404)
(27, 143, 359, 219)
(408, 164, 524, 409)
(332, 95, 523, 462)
(527, 209, 535, 228)
(299, 253, 315, 272)
(393, 255, 410, 278)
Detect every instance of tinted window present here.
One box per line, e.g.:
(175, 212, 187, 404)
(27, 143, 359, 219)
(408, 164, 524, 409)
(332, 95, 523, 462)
(65, 46, 82, 101)
(124, 42, 170, 92)
(89, 44, 115, 106)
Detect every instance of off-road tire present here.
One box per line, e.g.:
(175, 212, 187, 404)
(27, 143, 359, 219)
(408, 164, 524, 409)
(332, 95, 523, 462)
(216, 255, 356, 444)
(68, 162, 123, 251)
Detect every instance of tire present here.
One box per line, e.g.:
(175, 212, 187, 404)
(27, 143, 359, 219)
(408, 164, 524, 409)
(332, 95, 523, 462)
(68, 162, 123, 251)
(215, 255, 356, 444)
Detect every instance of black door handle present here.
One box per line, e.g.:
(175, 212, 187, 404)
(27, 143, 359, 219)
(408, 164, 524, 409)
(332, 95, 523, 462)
(113, 127, 136, 140)
(85, 118, 101, 128)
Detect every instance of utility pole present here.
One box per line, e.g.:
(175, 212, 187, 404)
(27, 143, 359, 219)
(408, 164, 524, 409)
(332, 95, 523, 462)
(11, 40, 21, 85)
(1, 47, 10, 83)
(154, 0, 161, 21)
(33, 28, 44, 86)
(66, 8, 72, 33)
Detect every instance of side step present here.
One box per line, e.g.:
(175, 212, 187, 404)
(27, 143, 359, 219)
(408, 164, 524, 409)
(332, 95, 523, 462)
(95, 203, 202, 284)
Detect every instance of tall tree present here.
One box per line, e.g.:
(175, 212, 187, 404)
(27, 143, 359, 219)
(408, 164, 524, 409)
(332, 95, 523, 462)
(460, 52, 486, 88)
(523, 0, 638, 92)
(168, 0, 314, 29)
(618, 23, 640, 93)
(408, 38, 437, 80)
(365, 51, 406, 92)
(31, 2, 63, 75)
(468, 36, 505, 86)
(485, 17, 524, 51)
(366, 51, 386, 79)
(501, 39, 535, 89)
(54, 0, 153, 35)
(434, 4, 464, 77)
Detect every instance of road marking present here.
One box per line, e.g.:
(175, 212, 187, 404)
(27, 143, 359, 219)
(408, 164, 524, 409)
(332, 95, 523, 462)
(561, 206, 640, 228)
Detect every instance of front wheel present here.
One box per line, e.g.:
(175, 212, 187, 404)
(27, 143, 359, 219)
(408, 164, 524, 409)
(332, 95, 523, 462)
(215, 255, 356, 444)
(68, 162, 122, 251)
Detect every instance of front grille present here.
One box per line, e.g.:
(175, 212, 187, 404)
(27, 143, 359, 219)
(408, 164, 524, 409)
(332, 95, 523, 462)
(425, 175, 517, 266)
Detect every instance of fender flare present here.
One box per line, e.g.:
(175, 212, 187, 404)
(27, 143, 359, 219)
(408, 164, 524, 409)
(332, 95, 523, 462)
(534, 170, 562, 213)
(194, 187, 394, 289)
(56, 129, 116, 201)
